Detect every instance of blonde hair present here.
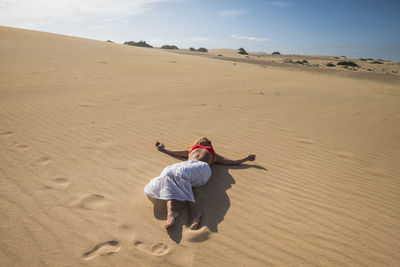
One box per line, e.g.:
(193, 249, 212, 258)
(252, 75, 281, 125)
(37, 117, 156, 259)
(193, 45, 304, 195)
(193, 137, 212, 147)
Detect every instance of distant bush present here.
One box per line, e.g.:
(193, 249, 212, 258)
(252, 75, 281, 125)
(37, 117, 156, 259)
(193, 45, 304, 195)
(371, 61, 383, 64)
(189, 47, 196, 51)
(272, 51, 281, 55)
(197, 47, 208, 52)
(359, 58, 367, 61)
(124, 40, 153, 48)
(161, 45, 179, 50)
(337, 61, 359, 67)
(238, 47, 248, 55)
(295, 59, 308, 65)
(106, 40, 114, 43)
(326, 63, 335, 67)
(218, 54, 223, 57)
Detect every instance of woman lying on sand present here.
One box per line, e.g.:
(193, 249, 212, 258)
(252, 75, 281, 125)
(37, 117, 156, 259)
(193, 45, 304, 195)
(144, 137, 256, 230)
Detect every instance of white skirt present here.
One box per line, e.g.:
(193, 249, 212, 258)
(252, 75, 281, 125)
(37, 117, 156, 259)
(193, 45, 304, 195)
(144, 159, 211, 202)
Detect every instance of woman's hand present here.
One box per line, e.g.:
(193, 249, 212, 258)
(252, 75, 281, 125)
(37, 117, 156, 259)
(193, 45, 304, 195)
(155, 141, 165, 152)
(246, 155, 256, 161)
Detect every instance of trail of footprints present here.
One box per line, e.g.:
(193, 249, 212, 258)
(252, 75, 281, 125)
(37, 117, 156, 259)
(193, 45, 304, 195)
(83, 225, 212, 261)
(2, 129, 209, 261)
(1, 130, 29, 152)
(1, 130, 52, 165)
(83, 239, 170, 261)
(1, 129, 72, 191)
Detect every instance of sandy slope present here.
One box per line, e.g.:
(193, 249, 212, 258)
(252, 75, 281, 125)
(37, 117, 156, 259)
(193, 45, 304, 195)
(1, 26, 400, 266)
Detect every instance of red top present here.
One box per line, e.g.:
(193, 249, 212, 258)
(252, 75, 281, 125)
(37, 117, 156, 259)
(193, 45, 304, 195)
(190, 145, 216, 160)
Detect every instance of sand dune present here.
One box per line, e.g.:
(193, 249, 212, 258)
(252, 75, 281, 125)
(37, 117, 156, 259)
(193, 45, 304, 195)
(1, 26, 400, 266)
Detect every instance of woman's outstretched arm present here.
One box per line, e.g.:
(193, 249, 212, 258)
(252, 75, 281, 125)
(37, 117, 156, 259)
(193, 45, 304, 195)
(214, 154, 256, 165)
(155, 141, 189, 158)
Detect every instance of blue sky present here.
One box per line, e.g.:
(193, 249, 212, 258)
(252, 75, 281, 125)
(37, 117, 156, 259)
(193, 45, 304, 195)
(1, 0, 399, 60)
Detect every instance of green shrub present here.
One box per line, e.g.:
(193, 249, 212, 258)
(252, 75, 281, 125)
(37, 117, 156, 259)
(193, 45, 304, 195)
(189, 47, 196, 51)
(197, 47, 208, 52)
(371, 61, 383, 64)
(238, 47, 248, 55)
(161, 45, 179, 50)
(326, 63, 335, 67)
(124, 40, 153, 48)
(337, 61, 359, 67)
(272, 51, 281, 55)
(295, 59, 308, 64)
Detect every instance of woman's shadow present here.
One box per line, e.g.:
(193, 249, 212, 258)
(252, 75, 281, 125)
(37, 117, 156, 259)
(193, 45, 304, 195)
(148, 160, 267, 243)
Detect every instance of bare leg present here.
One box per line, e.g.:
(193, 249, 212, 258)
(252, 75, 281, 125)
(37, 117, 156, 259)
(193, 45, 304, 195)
(165, 200, 176, 229)
(187, 201, 202, 230)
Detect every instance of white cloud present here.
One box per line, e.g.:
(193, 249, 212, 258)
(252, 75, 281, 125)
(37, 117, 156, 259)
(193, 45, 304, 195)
(231, 34, 247, 40)
(219, 9, 248, 19)
(248, 36, 270, 42)
(0, 0, 179, 29)
(231, 34, 270, 42)
(266, 1, 290, 7)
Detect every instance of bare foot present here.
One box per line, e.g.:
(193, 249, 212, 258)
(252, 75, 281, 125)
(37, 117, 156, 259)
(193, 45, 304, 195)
(165, 214, 175, 229)
(189, 211, 202, 230)
(164, 211, 179, 230)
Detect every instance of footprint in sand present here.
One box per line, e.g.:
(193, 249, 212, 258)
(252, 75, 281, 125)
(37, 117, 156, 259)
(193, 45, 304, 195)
(183, 226, 211, 243)
(133, 241, 170, 256)
(75, 194, 106, 210)
(32, 156, 51, 166)
(0, 130, 14, 137)
(83, 240, 121, 260)
(51, 178, 70, 189)
(14, 143, 29, 152)
(42, 178, 70, 191)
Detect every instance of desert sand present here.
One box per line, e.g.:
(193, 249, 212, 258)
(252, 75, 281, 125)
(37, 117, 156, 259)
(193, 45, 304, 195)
(1, 26, 400, 266)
